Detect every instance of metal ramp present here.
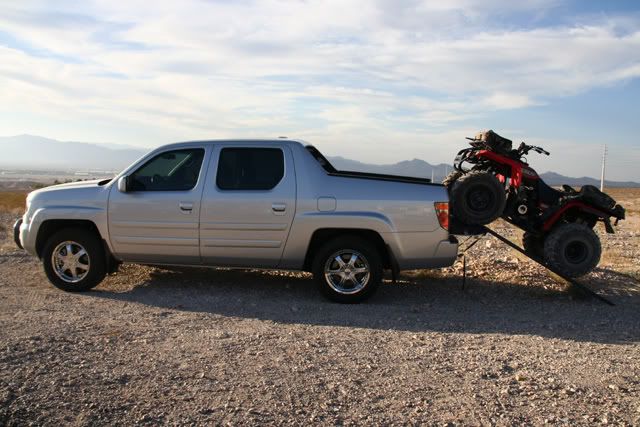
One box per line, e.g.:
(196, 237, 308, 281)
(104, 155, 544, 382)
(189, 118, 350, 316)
(457, 225, 614, 306)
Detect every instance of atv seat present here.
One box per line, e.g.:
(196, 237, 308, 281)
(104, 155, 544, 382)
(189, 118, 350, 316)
(537, 179, 563, 205)
(576, 185, 625, 219)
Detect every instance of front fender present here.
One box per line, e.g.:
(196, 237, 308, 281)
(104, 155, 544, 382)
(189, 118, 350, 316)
(21, 206, 108, 257)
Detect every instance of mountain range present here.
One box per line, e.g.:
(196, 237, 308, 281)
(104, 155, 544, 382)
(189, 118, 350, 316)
(1, 134, 638, 187)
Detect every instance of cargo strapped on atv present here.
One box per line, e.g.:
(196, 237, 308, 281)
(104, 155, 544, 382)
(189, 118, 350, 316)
(475, 130, 513, 153)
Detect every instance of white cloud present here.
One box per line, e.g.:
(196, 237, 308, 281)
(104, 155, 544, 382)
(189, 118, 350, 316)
(0, 0, 639, 178)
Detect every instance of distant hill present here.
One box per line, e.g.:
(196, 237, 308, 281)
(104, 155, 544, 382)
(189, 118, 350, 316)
(536, 172, 640, 189)
(328, 156, 640, 188)
(328, 156, 453, 182)
(0, 135, 638, 187)
(0, 135, 147, 172)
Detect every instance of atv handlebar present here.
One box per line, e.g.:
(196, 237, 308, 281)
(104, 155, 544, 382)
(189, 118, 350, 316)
(518, 142, 550, 156)
(464, 136, 550, 156)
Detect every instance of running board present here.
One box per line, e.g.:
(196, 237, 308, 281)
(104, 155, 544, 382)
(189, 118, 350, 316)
(460, 226, 615, 306)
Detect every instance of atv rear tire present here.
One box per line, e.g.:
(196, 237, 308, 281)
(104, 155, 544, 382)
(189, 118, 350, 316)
(543, 223, 601, 278)
(450, 171, 506, 225)
(522, 232, 544, 260)
(442, 170, 463, 191)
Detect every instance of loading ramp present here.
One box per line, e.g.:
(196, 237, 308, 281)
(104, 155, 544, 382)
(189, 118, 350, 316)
(456, 225, 614, 306)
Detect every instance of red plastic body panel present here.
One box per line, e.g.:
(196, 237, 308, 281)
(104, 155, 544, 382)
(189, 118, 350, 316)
(542, 201, 610, 231)
(474, 150, 539, 189)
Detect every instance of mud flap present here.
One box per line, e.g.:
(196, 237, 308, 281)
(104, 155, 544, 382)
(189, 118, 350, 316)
(386, 244, 400, 284)
(603, 218, 615, 234)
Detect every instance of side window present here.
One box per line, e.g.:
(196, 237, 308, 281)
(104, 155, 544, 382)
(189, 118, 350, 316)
(130, 148, 205, 191)
(216, 148, 284, 190)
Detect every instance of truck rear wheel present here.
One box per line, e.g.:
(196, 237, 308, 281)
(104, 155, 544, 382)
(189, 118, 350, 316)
(543, 223, 601, 278)
(42, 228, 106, 292)
(312, 236, 383, 303)
(450, 170, 506, 225)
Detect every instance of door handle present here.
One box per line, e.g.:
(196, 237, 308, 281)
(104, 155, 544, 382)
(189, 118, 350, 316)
(179, 202, 194, 212)
(272, 203, 286, 213)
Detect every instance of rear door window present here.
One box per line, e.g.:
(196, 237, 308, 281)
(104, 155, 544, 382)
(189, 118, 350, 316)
(216, 148, 284, 190)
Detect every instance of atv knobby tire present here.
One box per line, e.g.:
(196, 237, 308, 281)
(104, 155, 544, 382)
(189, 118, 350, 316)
(543, 223, 601, 278)
(522, 232, 544, 260)
(450, 170, 506, 225)
(442, 170, 463, 191)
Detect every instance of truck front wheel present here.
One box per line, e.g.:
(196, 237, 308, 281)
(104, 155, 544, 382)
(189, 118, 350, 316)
(42, 228, 106, 292)
(312, 236, 383, 303)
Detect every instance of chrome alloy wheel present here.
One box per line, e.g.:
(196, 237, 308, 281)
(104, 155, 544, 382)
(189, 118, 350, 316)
(324, 250, 371, 295)
(51, 241, 91, 283)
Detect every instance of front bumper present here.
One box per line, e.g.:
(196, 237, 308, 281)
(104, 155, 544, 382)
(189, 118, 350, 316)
(13, 218, 23, 249)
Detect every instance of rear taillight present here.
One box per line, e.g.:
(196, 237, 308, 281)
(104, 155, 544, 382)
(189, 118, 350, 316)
(434, 202, 449, 231)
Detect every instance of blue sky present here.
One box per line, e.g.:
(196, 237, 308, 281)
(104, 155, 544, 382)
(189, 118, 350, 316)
(0, 0, 639, 180)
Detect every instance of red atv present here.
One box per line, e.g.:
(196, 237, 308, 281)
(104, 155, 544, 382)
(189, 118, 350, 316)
(445, 130, 626, 278)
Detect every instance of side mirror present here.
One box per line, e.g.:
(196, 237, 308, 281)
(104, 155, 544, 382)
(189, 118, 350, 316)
(117, 176, 129, 193)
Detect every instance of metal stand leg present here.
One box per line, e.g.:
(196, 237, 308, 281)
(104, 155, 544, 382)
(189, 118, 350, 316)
(461, 254, 467, 291)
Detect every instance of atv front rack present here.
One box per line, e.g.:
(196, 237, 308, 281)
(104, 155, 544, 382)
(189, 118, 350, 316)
(457, 226, 614, 306)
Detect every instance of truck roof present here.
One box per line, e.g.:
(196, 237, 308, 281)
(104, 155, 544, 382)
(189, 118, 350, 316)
(162, 138, 308, 149)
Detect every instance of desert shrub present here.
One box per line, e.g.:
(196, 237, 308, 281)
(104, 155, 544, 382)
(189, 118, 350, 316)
(0, 192, 27, 213)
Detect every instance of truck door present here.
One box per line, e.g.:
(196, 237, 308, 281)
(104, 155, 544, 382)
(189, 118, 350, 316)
(108, 146, 208, 264)
(199, 144, 296, 268)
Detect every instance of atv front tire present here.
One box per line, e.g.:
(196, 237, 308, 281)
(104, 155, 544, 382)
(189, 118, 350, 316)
(450, 171, 506, 225)
(543, 223, 601, 278)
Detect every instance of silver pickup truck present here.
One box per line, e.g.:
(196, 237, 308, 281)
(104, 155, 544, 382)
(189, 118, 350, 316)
(14, 139, 457, 302)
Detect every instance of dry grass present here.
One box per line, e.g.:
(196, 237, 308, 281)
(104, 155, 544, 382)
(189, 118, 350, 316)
(605, 187, 640, 216)
(0, 191, 27, 214)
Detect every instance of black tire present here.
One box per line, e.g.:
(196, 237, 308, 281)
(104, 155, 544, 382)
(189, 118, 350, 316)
(442, 170, 463, 191)
(522, 232, 544, 260)
(312, 236, 383, 303)
(42, 228, 106, 292)
(449, 170, 506, 225)
(543, 223, 601, 278)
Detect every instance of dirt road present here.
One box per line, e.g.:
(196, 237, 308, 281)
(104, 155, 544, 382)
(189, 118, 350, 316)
(1, 212, 639, 425)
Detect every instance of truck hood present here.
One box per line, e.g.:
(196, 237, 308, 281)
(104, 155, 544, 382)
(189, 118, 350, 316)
(27, 179, 113, 207)
(41, 179, 109, 190)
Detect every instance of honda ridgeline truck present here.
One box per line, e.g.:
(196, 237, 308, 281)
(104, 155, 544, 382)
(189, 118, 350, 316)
(14, 139, 457, 302)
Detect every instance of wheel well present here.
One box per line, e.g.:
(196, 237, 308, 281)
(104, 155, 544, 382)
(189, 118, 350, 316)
(554, 208, 600, 229)
(303, 228, 392, 271)
(36, 219, 102, 258)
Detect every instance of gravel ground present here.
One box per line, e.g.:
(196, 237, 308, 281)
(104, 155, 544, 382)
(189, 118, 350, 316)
(0, 213, 639, 425)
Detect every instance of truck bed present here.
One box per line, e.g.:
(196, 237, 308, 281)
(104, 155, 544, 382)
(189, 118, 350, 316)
(306, 145, 439, 186)
(327, 170, 435, 185)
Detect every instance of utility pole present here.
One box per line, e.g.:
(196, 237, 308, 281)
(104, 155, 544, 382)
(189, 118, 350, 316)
(600, 144, 607, 192)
